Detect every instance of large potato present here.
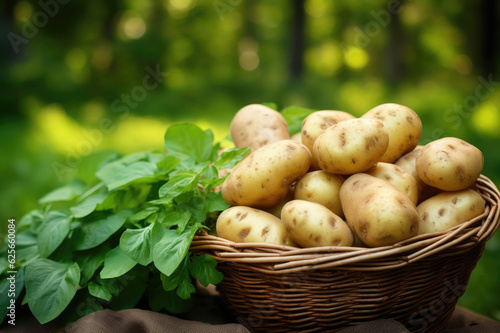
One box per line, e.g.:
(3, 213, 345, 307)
(313, 118, 389, 175)
(395, 146, 441, 203)
(230, 104, 290, 152)
(301, 110, 356, 169)
(416, 137, 484, 191)
(417, 189, 486, 235)
(340, 173, 419, 247)
(216, 206, 294, 246)
(361, 103, 422, 163)
(365, 162, 418, 205)
(294, 170, 345, 218)
(281, 200, 353, 247)
(222, 140, 311, 208)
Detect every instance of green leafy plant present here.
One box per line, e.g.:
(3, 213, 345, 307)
(0, 123, 250, 324)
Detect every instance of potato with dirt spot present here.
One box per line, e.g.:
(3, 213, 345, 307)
(340, 173, 420, 247)
(216, 206, 295, 246)
(361, 103, 422, 163)
(281, 200, 353, 247)
(221, 140, 311, 208)
(313, 118, 389, 175)
(416, 137, 484, 191)
(417, 189, 486, 235)
(365, 162, 419, 205)
(301, 110, 356, 169)
(230, 104, 290, 152)
(395, 146, 441, 203)
(294, 170, 345, 218)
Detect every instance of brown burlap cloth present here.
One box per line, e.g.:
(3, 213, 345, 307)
(2, 302, 499, 333)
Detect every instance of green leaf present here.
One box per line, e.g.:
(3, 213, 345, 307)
(164, 124, 215, 163)
(150, 288, 193, 314)
(75, 245, 108, 286)
(77, 151, 118, 184)
(108, 266, 149, 310)
(189, 255, 223, 287)
(25, 259, 80, 324)
(177, 279, 196, 299)
(97, 161, 158, 191)
(70, 192, 109, 218)
(88, 281, 112, 301)
(156, 156, 181, 174)
(214, 147, 250, 169)
(130, 206, 159, 222)
(281, 105, 316, 135)
(153, 226, 197, 277)
(158, 170, 199, 199)
(100, 246, 137, 279)
(120, 222, 167, 266)
(205, 192, 231, 213)
(0, 268, 25, 325)
(16, 231, 39, 265)
(160, 256, 190, 291)
(37, 210, 72, 258)
(73, 210, 131, 251)
(18, 209, 45, 232)
(39, 179, 86, 204)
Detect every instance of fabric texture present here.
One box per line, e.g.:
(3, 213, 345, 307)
(1, 304, 499, 333)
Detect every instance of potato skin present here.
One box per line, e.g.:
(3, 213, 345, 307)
(301, 111, 355, 169)
(365, 162, 419, 205)
(361, 103, 422, 163)
(216, 206, 292, 245)
(340, 173, 419, 247)
(395, 146, 441, 203)
(281, 200, 353, 247)
(417, 189, 486, 235)
(294, 171, 345, 218)
(222, 140, 311, 208)
(313, 118, 389, 175)
(416, 137, 484, 191)
(230, 104, 290, 152)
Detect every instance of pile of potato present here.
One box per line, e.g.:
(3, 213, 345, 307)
(216, 104, 486, 248)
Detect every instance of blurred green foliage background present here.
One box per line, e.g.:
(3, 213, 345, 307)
(1, 0, 499, 321)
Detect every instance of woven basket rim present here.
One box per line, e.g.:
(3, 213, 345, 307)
(191, 175, 500, 273)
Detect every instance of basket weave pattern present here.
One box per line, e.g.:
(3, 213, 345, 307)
(191, 175, 500, 332)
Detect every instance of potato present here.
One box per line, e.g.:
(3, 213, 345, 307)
(222, 140, 311, 208)
(365, 162, 418, 205)
(230, 104, 290, 152)
(340, 173, 419, 247)
(216, 206, 294, 246)
(416, 137, 484, 191)
(395, 146, 441, 202)
(294, 170, 345, 218)
(313, 118, 389, 175)
(291, 132, 302, 143)
(281, 200, 353, 247)
(361, 103, 422, 163)
(417, 189, 486, 235)
(301, 111, 356, 169)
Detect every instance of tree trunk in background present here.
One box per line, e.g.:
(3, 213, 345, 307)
(480, 0, 498, 76)
(387, 4, 404, 84)
(290, 0, 305, 79)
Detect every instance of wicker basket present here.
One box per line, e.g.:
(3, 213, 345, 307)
(190, 175, 500, 333)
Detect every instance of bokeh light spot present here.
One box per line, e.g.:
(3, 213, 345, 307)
(344, 46, 369, 70)
(472, 102, 500, 137)
(65, 49, 87, 70)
